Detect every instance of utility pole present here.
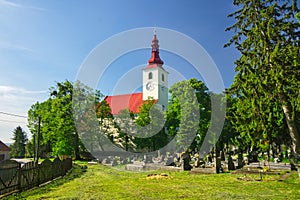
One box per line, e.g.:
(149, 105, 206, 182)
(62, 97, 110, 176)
(35, 101, 41, 165)
(35, 116, 41, 165)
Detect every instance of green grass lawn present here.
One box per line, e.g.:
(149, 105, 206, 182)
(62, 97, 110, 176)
(5, 163, 300, 200)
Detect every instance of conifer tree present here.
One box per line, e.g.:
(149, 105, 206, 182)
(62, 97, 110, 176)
(11, 126, 28, 158)
(226, 0, 300, 178)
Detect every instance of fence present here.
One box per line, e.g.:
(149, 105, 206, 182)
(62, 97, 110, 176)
(0, 158, 72, 196)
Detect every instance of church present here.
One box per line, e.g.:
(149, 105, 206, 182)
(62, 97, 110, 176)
(104, 33, 169, 115)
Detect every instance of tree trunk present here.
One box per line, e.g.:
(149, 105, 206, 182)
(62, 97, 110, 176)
(74, 130, 81, 160)
(281, 100, 300, 180)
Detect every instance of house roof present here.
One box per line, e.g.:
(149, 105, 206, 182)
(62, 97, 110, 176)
(104, 93, 144, 115)
(0, 141, 10, 151)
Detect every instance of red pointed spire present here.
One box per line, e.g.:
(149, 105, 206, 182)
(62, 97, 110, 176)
(148, 33, 164, 65)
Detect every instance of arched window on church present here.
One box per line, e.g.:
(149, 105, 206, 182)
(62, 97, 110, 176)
(162, 74, 165, 82)
(148, 72, 153, 79)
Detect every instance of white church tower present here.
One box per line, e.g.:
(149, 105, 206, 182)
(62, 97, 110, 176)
(142, 33, 168, 111)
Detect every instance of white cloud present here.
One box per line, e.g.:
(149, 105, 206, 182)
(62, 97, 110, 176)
(0, 85, 48, 143)
(0, 43, 35, 53)
(0, 0, 46, 11)
(0, 86, 47, 114)
(0, 85, 46, 95)
(27, 5, 47, 12)
(0, 0, 21, 8)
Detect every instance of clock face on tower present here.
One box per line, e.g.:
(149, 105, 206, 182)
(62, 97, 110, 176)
(146, 81, 155, 91)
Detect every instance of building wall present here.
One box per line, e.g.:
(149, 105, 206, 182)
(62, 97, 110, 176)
(142, 66, 168, 110)
(0, 151, 10, 161)
(157, 68, 168, 110)
(143, 67, 159, 100)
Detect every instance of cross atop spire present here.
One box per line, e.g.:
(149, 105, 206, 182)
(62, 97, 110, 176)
(148, 31, 164, 65)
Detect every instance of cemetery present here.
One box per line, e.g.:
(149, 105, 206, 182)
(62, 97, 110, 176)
(2, 159, 299, 200)
(98, 150, 295, 178)
(1, 1, 300, 199)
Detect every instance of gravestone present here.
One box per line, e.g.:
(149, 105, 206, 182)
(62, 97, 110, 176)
(228, 155, 235, 170)
(193, 156, 199, 168)
(290, 162, 297, 171)
(144, 155, 153, 163)
(237, 153, 244, 169)
(111, 158, 118, 166)
(207, 154, 213, 163)
(251, 150, 258, 162)
(152, 155, 163, 164)
(165, 155, 175, 166)
(194, 157, 205, 168)
(181, 152, 192, 171)
(160, 154, 165, 163)
(215, 157, 222, 174)
(244, 156, 249, 165)
(220, 151, 225, 161)
(102, 157, 112, 165)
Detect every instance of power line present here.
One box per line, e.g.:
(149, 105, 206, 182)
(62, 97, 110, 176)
(0, 111, 27, 118)
(0, 119, 27, 123)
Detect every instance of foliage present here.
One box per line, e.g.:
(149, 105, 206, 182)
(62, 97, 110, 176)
(134, 98, 169, 152)
(112, 108, 136, 151)
(225, 0, 300, 160)
(95, 99, 113, 119)
(27, 80, 100, 159)
(10, 126, 28, 158)
(72, 81, 105, 158)
(25, 139, 34, 158)
(218, 95, 238, 150)
(166, 78, 211, 152)
(296, 11, 300, 22)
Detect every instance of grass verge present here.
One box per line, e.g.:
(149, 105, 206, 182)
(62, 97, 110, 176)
(4, 163, 300, 200)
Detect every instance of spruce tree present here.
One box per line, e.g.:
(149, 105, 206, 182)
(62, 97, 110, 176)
(225, 0, 300, 178)
(11, 126, 28, 158)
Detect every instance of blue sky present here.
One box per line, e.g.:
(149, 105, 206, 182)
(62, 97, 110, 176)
(0, 0, 241, 143)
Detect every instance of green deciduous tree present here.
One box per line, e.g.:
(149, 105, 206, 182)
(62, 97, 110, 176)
(25, 139, 34, 158)
(10, 126, 28, 158)
(166, 78, 211, 153)
(28, 80, 100, 159)
(296, 11, 300, 22)
(135, 98, 169, 152)
(73, 81, 105, 158)
(48, 80, 80, 158)
(225, 0, 300, 177)
(114, 108, 136, 152)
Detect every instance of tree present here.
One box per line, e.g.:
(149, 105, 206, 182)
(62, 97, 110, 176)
(27, 100, 53, 159)
(114, 109, 136, 152)
(28, 80, 98, 159)
(296, 11, 300, 22)
(10, 126, 28, 158)
(25, 139, 34, 158)
(95, 100, 114, 151)
(166, 78, 211, 153)
(135, 98, 169, 152)
(73, 81, 106, 158)
(218, 95, 237, 152)
(225, 0, 300, 177)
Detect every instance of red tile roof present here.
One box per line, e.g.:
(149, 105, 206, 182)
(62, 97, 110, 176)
(104, 93, 144, 115)
(0, 141, 10, 151)
(145, 63, 166, 71)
